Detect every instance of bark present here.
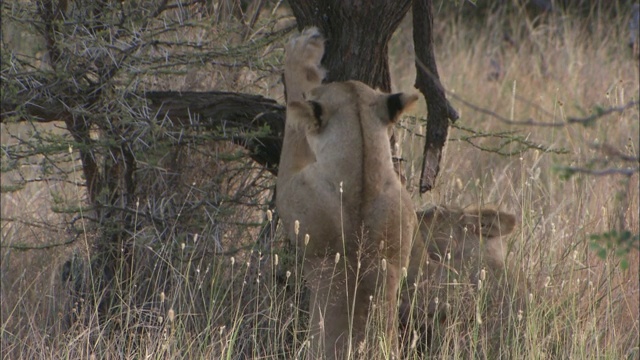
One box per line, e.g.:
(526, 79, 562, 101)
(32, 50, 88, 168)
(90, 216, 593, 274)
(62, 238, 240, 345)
(63, 116, 103, 204)
(289, 0, 412, 91)
(413, 0, 459, 193)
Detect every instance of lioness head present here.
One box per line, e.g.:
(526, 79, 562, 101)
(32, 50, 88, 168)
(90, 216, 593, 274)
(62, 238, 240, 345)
(287, 81, 418, 160)
(402, 205, 521, 355)
(418, 205, 517, 273)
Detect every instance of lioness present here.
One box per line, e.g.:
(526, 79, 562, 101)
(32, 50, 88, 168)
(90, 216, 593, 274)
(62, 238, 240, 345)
(401, 205, 524, 357)
(276, 28, 418, 359)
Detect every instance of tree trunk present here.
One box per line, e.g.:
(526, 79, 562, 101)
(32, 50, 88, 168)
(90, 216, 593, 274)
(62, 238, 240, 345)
(289, 0, 412, 92)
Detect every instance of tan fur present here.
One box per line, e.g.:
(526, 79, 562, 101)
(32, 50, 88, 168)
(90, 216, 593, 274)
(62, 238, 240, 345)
(276, 28, 418, 359)
(401, 205, 525, 356)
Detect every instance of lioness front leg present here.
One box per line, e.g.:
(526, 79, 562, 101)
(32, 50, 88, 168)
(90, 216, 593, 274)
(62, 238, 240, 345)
(277, 28, 326, 178)
(284, 27, 325, 105)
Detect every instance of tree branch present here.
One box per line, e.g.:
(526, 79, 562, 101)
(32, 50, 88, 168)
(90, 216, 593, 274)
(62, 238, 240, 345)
(450, 92, 639, 128)
(557, 166, 639, 177)
(2, 90, 286, 174)
(0, 234, 77, 250)
(413, 0, 459, 194)
(144, 91, 285, 174)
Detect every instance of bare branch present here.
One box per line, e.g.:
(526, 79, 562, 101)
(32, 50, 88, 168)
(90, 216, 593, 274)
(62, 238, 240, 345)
(449, 92, 639, 128)
(590, 143, 640, 164)
(557, 166, 639, 177)
(413, 0, 459, 194)
(567, 101, 640, 126)
(0, 235, 77, 250)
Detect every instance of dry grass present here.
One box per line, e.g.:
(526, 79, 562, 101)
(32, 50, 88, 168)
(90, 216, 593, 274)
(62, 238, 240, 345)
(2, 6, 639, 360)
(391, 7, 639, 359)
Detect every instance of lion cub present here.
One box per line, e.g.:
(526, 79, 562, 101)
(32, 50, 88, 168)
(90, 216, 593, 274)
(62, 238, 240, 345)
(276, 28, 418, 359)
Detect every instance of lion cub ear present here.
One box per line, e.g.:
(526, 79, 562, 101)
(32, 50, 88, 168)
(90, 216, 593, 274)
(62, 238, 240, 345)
(288, 100, 323, 131)
(386, 93, 419, 123)
(464, 208, 516, 238)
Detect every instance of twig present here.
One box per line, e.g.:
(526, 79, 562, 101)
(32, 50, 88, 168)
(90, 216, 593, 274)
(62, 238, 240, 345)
(399, 116, 568, 156)
(1, 236, 77, 250)
(567, 101, 640, 125)
(590, 143, 640, 164)
(451, 122, 568, 156)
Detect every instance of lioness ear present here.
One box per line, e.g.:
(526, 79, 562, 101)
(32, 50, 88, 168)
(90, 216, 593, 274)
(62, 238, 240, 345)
(386, 93, 419, 123)
(416, 205, 453, 235)
(288, 100, 323, 131)
(416, 207, 438, 246)
(416, 206, 438, 226)
(465, 208, 516, 238)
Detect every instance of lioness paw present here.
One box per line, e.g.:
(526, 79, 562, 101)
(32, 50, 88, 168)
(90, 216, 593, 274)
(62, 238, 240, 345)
(286, 27, 325, 69)
(284, 27, 326, 103)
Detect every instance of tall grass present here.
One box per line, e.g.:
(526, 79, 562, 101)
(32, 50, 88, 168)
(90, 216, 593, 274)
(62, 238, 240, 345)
(392, 5, 639, 359)
(2, 6, 639, 359)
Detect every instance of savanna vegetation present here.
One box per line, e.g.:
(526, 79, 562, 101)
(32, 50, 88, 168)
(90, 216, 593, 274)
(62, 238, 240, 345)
(1, 0, 638, 359)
